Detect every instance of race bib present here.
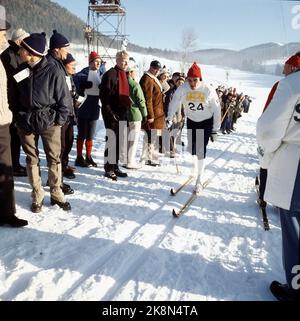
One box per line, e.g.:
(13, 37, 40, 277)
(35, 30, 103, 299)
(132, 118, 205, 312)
(66, 76, 72, 91)
(294, 103, 300, 122)
(186, 91, 206, 103)
(13, 68, 30, 83)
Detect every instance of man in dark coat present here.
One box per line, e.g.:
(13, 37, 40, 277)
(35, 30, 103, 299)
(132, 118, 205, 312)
(46, 30, 74, 195)
(12, 32, 71, 213)
(100, 50, 131, 180)
(1, 28, 29, 177)
(62, 53, 79, 179)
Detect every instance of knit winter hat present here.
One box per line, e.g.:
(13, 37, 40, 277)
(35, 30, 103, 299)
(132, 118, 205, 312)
(11, 28, 29, 42)
(89, 51, 101, 63)
(187, 62, 202, 79)
(285, 55, 300, 69)
(21, 32, 46, 57)
(49, 30, 70, 49)
(63, 53, 75, 65)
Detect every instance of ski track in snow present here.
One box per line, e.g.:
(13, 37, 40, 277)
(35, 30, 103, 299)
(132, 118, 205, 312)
(0, 56, 284, 301)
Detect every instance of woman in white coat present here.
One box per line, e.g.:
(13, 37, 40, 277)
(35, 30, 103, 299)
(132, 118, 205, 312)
(256, 58, 300, 301)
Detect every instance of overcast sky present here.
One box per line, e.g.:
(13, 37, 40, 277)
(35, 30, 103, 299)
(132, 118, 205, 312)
(53, 0, 300, 51)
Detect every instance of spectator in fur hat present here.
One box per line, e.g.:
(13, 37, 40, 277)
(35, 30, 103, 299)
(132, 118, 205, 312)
(122, 59, 147, 169)
(157, 66, 170, 94)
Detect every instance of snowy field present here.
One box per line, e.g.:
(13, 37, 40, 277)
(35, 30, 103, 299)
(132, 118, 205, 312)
(0, 51, 284, 301)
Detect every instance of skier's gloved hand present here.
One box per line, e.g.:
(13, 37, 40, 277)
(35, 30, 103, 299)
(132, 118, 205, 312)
(80, 80, 93, 90)
(257, 146, 264, 157)
(210, 132, 218, 142)
(112, 113, 119, 122)
(166, 119, 173, 130)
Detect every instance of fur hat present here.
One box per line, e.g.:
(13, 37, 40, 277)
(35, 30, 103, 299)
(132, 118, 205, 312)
(21, 32, 46, 57)
(49, 30, 70, 49)
(11, 28, 29, 42)
(158, 66, 170, 77)
(187, 62, 202, 79)
(126, 59, 137, 72)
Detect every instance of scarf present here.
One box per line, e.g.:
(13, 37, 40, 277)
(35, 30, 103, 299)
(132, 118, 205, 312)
(118, 68, 131, 109)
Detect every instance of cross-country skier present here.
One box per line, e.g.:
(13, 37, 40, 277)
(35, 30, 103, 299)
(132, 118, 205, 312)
(257, 54, 300, 208)
(167, 62, 221, 194)
(256, 54, 300, 302)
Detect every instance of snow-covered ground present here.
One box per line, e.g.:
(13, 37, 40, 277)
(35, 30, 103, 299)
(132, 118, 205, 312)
(0, 52, 284, 301)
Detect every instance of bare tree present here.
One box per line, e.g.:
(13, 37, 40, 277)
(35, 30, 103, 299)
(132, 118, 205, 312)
(180, 28, 198, 72)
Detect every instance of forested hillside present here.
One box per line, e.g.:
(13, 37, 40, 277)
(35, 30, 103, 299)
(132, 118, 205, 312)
(1, 0, 84, 42)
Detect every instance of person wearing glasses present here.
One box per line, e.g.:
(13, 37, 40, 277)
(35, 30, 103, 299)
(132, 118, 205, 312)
(167, 62, 221, 194)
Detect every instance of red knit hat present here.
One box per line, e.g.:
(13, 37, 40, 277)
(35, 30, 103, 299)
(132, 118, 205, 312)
(187, 62, 202, 79)
(89, 51, 101, 63)
(285, 55, 300, 68)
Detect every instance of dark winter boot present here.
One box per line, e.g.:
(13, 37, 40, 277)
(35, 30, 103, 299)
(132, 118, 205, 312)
(61, 183, 74, 195)
(114, 166, 128, 178)
(50, 198, 71, 211)
(75, 155, 89, 167)
(31, 200, 44, 213)
(0, 215, 28, 228)
(270, 281, 300, 301)
(145, 160, 160, 167)
(63, 166, 76, 179)
(86, 156, 97, 167)
(104, 170, 117, 181)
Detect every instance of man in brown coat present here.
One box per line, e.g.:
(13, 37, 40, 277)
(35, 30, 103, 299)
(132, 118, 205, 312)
(139, 60, 165, 166)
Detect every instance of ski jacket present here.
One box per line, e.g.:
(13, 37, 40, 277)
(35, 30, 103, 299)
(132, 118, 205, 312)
(11, 57, 71, 134)
(256, 70, 300, 210)
(167, 81, 221, 132)
(74, 67, 101, 120)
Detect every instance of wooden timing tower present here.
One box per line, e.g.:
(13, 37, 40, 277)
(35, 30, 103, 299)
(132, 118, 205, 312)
(85, 1, 127, 63)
